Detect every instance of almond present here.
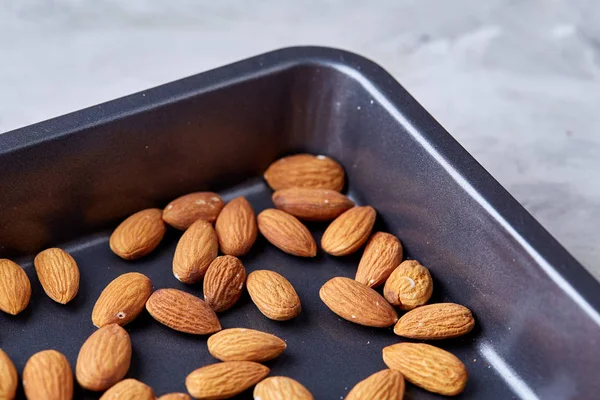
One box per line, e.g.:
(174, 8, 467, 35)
(0, 258, 31, 315)
(158, 394, 191, 400)
(246, 270, 302, 321)
(383, 260, 433, 310)
(355, 233, 402, 288)
(207, 328, 286, 362)
(33, 248, 80, 304)
(272, 188, 354, 221)
(321, 206, 376, 256)
(215, 197, 257, 256)
(173, 219, 218, 283)
(254, 376, 313, 400)
(109, 208, 166, 260)
(346, 369, 405, 400)
(92, 272, 153, 327)
(394, 303, 475, 339)
(203, 256, 246, 312)
(257, 209, 316, 257)
(383, 343, 468, 396)
(319, 277, 397, 327)
(100, 379, 155, 400)
(185, 361, 269, 400)
(146, 288, 221, 334)
(0, 349, 18, 400)
(163, 192, 225, 230)
(264, 154, 345, 191)
(23, 349, 73, 400)
(76, 324, 131, 391)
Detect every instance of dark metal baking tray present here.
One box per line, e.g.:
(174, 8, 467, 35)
(0, 47, 598, 399)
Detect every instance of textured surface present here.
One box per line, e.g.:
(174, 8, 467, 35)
(215, 197, 258, 257)
(0, 349, 18, 400)
(146, 289, 221, 335)
(172, 220, 218, 283)
(321, 207, 377, 256)
(256, 209, 317, 257)
(91, 272, 152, 327)
(162, 192, 224, 230)
(1, 0, 598, 279)
(253, 376, 314, 400)
(355, 232, 403, 288)
(246, 270, 302, 321)
(23, 350, 74, 400)
(99, 379, 155, 400)
(346, 369, 405, 400)
(203, 256, 246, 312)
(207, 328, 287, 363)
(109, 209, 166, 260)
(34, 248, 80, 304)
(185, 361, 269, 399)
(75, 324, 132, 391)
(0, 259, 32, 315)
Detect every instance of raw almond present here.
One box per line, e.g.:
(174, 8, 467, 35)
(163, 191, 225, 230)
(23, 349, 73, 400)
(146, 288, 221, 334)
(158, 394, 191, 400)
(264, 154, 345, 191)
(173, 219, 218, 283)
(254, 376, 313, 400)
(355, 232, 402, 288)
(257, 209, 316, 257)
(76, 324, 131, 391)
(383, 260, 433, 310)
(215, 197, 257, 256)
(383, 343, 468, 396)
(34, 248, 80, 304)
(321, 206, 376, 256)
(272, 188, 354, 221)
(0, 349, 18, 400)
(319, 277, 397, 327)
(207, 328, 286, 362)
(91, 272, 153, 327)
(99, 379, 155, 400)
(185, 361, 269, 400)
(246, 270, 302, 321)
(109, 208, 166, 260)
(346, 369, 405, 400)
(394, 303, 475, 339)
(0, 258, 31, 315)
(203, 256, 246, 312)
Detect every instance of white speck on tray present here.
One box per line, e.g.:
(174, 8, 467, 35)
(357, 106, 361, 110)
(370, 99, 374, 104)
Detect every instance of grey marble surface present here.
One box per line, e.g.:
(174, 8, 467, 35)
(1, 0, 599, 279)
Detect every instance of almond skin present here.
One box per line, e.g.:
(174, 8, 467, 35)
(92, 272, 153, 327)
(257, 209, 317, 257)
(246, 270, 302, 321)
(34, 248, 80, 304)
(321, 206, 376, 256)
(346, 369, 405, 400)
(264, 154, 345, 191)
(272, 188, 354, 221)
(319, 277, 398, 327)
(163, 192, 225, 230)
(23, 349, 73, 400)
(0, 258, 31, 315)
(207, 328, 286, 362)
(0, 349, 18, 400)
(100, 379, 155, 400)
(76, 324, 132, 391)
(146, 288, 221, 334)
(394, 303, 475, 339)
(173, 219, 218, 283)
(254, 376, 313, 400)
(158, 394, 191, 400)
(383, 260, 433, 310)
(110, 208, 166, 260)
(215, 197, 257, 256)
(185, 361, 269, 400)
(383, 343, 468, 396)
(203, 256, 246, 312)
(355, 232, 402, 288)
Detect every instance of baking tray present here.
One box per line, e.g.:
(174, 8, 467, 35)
(0, 47, 599, 399)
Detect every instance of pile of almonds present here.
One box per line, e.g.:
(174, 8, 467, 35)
(0, 153, 476, 399)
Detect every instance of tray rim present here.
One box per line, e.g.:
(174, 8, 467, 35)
(1, 45, 599, 322)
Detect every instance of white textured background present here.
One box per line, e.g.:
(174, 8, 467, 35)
(1, 0, 599, 278)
